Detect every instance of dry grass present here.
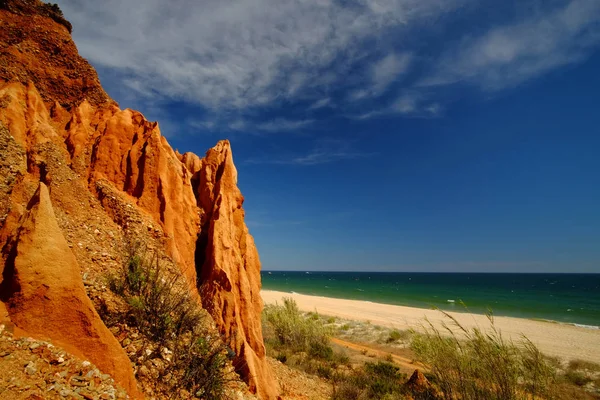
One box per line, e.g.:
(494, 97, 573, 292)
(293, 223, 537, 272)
(410, 310, 557, 400)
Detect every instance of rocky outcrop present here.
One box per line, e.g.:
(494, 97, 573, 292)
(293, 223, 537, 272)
(194, 142, 279, 399)
(66, 104, 201, 288)
(0, 0, 110, 107)
(0, 1, 277, 398)
(0, 183, 140, 397)
(405, 369, 440, 399)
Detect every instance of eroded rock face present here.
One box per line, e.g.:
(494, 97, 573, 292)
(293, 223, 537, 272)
(0, 0, 110, 107)
(66, 105, 201, 288)
(0, 183, 140, 397)
(195, 141, 280, 400)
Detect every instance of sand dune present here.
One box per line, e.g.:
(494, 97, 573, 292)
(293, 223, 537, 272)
(262, 290, 600, 363)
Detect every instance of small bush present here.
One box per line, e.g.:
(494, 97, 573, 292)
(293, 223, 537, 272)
(309, 341, 334, 361)
(107, 245, 236, 399)
(387, 329, 410, 343)
(340, 324, 350, 331)
(317, 364, 333, 379)
(262, 297, 332, 354)
(263, 298, 358, 380)
(334, 351, 351, 366)
(564, 370, 592, 387)
(568, 359, 600, 372)
(332, 361, 407, 399)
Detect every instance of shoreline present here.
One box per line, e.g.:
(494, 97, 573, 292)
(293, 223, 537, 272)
(261, 290, 600, 363)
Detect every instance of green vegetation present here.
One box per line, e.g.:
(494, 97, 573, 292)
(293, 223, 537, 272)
(564, 370, 592, 387)
(262, 298, 352, 378)
(263, 299, 423, 399)
(568, 359, 600, 373)
(561, 358, 600, 388)
(107, 245, 236, 399)
(387, 329, 411, 343)
(263, 300, 600, 400)
(263, 297, 333, 354)
(411, 311, 557, 400)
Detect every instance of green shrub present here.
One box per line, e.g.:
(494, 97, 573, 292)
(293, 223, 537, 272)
(309, 341, 334, 361)
(334, 351, 351, 366)
(332, 361, 407, 399)
(107, 244, 236, 399)
(307, 311, 321, 321)
(263, 298, 358, 380)
(563, 370, 592, 387)
(410, 311, 556, 400)
(387, 329, 410, 343)
(568, 359, 600, 372)
(262, 297, 332, 354)
(317, 364, 333, 379)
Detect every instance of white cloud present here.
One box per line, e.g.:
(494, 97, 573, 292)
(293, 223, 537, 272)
(392, 93, 418, 113)
(56, 0, 462, 111)
(423, 0, 600, 90)
(256, 118, 314, 133)
(246, 139, 375, 165)
(189, 116, 313, 133)
(308, 98, 332, 110)
(371, 52, 412, 94)
(352, 92, 440, 119)
(348, 52, 412, 101)
(55, 0, 600, 126)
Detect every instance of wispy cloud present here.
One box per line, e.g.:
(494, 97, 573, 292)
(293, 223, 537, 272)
(349, 52, 412, 100)
(246, 139, 376, 165)
(189, 116, 313, 134)
(256, 118, 314, 133)
(57, 0, 600, 127)
(353, 92, 441, 119)
(308, 98, 332, 110)
(369, 52, 413, 97)
(422, 0, 600, 90)
(57, 0, 463, 111)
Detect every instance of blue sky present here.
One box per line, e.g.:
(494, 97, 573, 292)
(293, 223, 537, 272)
(57, 0, 600, 272)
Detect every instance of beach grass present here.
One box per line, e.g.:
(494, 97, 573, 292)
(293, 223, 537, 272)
(262, 295, 600, 399)
(410, 310, 557, 400)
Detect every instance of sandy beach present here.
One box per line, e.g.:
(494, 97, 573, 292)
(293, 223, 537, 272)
(262, 290, 600, 364)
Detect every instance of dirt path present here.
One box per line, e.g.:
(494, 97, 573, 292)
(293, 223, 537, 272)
(331, 337, 422, 374)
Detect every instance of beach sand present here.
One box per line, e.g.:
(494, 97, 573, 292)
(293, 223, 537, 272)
(262, 290, 600, 364)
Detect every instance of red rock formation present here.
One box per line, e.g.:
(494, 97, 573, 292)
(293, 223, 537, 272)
(195, 142, 279, 399)
(66, 105, 201, 288)
(0, 1, 278, 398)
(0, 183, 140, 397)
(0, 0, 110, 107)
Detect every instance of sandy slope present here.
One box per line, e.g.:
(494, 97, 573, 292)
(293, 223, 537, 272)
(262, 290, 600, 363)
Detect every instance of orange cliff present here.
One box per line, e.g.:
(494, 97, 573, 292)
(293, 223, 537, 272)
(0, 182, 140, 397)
(0, 0, 278, 398)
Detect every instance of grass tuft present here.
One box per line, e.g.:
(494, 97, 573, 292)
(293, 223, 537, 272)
(410, 310, 556, 400)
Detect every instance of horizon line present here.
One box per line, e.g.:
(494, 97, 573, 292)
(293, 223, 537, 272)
(261, 270, 600, 274)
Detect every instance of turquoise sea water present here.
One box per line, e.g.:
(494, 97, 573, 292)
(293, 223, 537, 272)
(261, 272, 600, 328)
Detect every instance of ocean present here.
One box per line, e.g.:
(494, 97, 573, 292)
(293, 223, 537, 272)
(261, 272, 600, 328)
